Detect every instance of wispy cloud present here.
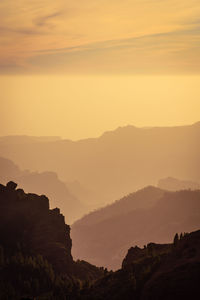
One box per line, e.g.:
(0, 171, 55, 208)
(34, 11, 63, 28)
(26, 24, 200, 74)
(0, 26, 41, 36)
(0, 0, 200, 74)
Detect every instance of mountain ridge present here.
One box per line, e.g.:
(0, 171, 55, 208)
(1, 121, 200, 143)
(72, 187, 200, 270)
(0, 157, 87, 224)
(0, 122, 199, 208)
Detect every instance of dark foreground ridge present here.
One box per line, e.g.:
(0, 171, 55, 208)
(0, 182, 200, 299)
(82, 230, 200, 300)
(0, 182, 104, 299)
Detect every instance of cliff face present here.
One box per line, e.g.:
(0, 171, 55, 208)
(0, 181, 73, 274)
(121, 230, 200, 300)
(140, 230, 200, 300)
(0, 156, 87, 224)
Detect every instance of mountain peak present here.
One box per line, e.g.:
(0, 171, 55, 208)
(101, 125, 138, 138)
(192, 121, 200, 127)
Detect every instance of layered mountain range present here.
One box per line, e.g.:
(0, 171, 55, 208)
(0, 181, 199, 299)
(0, 181, 104, 299)
(0, 157, 86, 224)
(72, 186, 200, 270)
(83, 230, 200, 300)
(0, 122, 199, 207)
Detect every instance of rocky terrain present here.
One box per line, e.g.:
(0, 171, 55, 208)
(0, 181, 199, 299)
(0, 181, 104, 299)
(81, 230, 200, 300)
(0, 157, 87, 224)
(72, 187, 200, 270)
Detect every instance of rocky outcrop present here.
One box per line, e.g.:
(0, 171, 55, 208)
(72, 188, 200, 270)
(82, 230, 200, 300)
(0, 157, 87, 224)
(0, 181, 73, 274)
(122, 243, 171, 269)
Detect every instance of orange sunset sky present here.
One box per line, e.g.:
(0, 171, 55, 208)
(0, 0, 200, 139)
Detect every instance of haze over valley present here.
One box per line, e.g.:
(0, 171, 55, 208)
(1, 0, 200, 298)
(0, 122, 199, 214)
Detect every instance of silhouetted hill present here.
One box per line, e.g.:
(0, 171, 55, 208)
(158, 177, 200, 191)
(73, 186, 164, 227)
(0, 135, 61, 144)
(0, 157, 87, 224)
(72, 188, 200, 270)
(0, 181, 73, 273)
(16, 171, 87, 224)
(0, 181, 199, 299)
(82, 230, 200, 300)
(0, 122, 199, 207)
(0, 156, 21, 182)
(0, 182, 104, 299)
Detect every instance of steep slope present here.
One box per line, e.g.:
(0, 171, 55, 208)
(0, 157, 87, 223)
(16, 171, 86, 224)
(140, 230, 200, 299)
(158, 176, 200, 191)
(83, 230, 200, 300)
(73, 186, 164, 227)
(0, 181, 73, 273)
(0, 156, 21, 182)
(0, 181, 104, 299)
(0, 180, 199, 299)
(71, 188, 200, 270)
(0, 122, 199, 206)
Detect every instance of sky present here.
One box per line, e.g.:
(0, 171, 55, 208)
(0, 0, 200, 139)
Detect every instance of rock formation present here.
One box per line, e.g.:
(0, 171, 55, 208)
(0, 181, 73, 274)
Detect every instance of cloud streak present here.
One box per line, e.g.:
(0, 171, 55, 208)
(0, 26, 41, 36)
(24, 24, 199, 75)
(0, 0, 200, 74)
(34, 11, 63, 27)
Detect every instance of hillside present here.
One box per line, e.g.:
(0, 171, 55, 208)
(71, 188, 200, 270)
(73, 186, 164, 227)
(0, 181, 199, 299)
(0, 122, 199, 207)
(0, 157, 87, 224)
(82, 230, 200, 300)
(0, 181, 104, 299)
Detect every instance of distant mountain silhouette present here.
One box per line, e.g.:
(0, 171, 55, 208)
(0, 181, 199, 299)
(0, 135, 61, 144)
(72, 187, 200, 270)
(158, 177, 200, 191)
(0, 122, 199, 207)
(0, 156, 21, 182)
(73, 186, 164, 227)
(83, 230, 200, 300)
(0, 157, 87, 223)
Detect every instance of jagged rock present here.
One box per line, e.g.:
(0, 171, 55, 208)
(16, 188, 25, 198)
(85, 230, 200, 300)
(0, 182, 73, 274)
(122, 246, 144, 268)
(6, 181, 17, 190)
(122, 243, 171, 270)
